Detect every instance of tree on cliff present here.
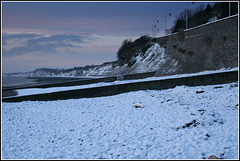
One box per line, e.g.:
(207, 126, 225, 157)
(116, 39, 133, 66)
(116, 35, 153, 66)
(169, 2, 238, 33)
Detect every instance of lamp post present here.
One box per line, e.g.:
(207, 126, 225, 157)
(152, 19, 159, 37)
(186, 2, 194, 30)
(165, 12, 171, 32)
(229, 2, 231, 16)
(186, 2, 188, 30)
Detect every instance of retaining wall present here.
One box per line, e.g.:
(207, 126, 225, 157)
(154, 15, 238, 75)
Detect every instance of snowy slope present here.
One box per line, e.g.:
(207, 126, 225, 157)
(84, 63, 116, 76)
(112, 43, 179, 75)
(2, 82, 238, 159)
(25, 63, 117, 77)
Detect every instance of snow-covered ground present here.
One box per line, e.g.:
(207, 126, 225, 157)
(2, 81, 238, 159)
(13, 67, 238, 97)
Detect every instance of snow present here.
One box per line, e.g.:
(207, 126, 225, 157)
(112, 43, 179, 75)
(208, 16, 218, 23)
(85, 63, 115, 76)
(13, 67, 238, 97)
(2, 82, 239, 159)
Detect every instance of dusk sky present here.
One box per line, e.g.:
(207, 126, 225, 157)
(2, 1, 212, 73)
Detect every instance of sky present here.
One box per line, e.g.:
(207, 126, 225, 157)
(1, 1, 212, 73)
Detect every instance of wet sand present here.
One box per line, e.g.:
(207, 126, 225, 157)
(2, 90, 18, 97)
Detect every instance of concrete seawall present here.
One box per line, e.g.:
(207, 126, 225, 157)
(2, 70, 238, 102)
(154, 15, 238, 75)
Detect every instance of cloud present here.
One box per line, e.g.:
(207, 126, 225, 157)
(2, 32, 88, 57)
(2, 31, 140, 73)
(88, 34, 138, 46)
(2, 52, 100, 73)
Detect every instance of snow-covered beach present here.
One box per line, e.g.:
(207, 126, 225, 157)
(2, 81, 238, 159)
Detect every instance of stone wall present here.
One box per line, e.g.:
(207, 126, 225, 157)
(154, 15, 238, 75)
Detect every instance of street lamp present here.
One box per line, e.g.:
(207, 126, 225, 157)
(152, 19, 159, 37)
(186, 2, 195, 30)
(186, 2, 188, 30)
(229, 2, 231, 16)
(165, 12, 171, 32)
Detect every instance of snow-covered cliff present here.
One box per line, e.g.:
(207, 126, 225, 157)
(21, 42, 179, 77)
(112, 43, 180, 75)
(6, 40, 180, 77)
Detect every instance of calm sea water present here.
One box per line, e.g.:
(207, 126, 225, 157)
(2, 76, 36, 87)
(2, 76, 92, 87)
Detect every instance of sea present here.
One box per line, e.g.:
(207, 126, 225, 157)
(2, 75, 91, 88)
(2, 76, 35, 87)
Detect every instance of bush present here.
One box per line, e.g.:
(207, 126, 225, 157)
(116, 39, 133, 66)
(116, 35, 153, 66)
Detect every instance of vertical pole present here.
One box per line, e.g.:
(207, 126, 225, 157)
(229, 2, 231, 16)
(152, 20, 154, 37)
(165, 12, 166, 32)
(152, 19, 157, 37)
(155, 19, 156, 37)
(186, 2, 188, 30)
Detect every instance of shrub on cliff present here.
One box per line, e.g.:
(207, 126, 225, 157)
(117, 35, 154, 66)
(116, 39, 133, 66)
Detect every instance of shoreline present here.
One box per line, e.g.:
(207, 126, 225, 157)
(2, 76, 93, 98)
(2, 76, 92, 87)
(2, 90, 18, 97)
